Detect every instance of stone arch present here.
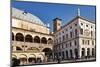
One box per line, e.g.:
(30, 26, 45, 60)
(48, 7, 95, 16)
(34, 36, 40, 43)
(19, 54, 27, 65)
(42, 48, 52, 56)
(25, 34, 33, 42)
(15, 33, 24, 42)
(37, 54, 44, 62)
(28, 54, 36, 63)
(41, 37, 47, 44)
(19, 54, 27, 58)
(12, 32, 14, 40)
(48, 38, 53, 44)
(12, 54, 17, 59)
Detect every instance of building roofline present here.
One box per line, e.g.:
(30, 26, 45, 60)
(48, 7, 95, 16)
(12, 27, 54, 36)
(54, 16, 95, 33)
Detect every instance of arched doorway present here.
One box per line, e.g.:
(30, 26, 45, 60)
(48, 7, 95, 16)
(81, 48, 85, 58)
(74, 49, 78, 59)
(37, 54, 44, 63)
(41, 37, 47, 44)
(28, 54, 36, 64)
(19, 54, 27, 65)
(25, 34, 33, 42)
(48, 38, 53, 44)
(34, 36, 40, 43)
(87, 48, 90, 58)
(92, 48, 95, 57)
(16, 33, 24, 42)
(42, 48, 52, 62)
(70, 49, 73, 59)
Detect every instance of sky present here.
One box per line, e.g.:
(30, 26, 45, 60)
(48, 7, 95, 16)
(11, 1, 96, 31)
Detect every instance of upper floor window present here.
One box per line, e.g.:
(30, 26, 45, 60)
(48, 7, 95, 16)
(75, 23, 77, 26)
(66, 44, 68, 48)
(62, 35, 65, 41)
(66, 34, 68, 39)
(74, 40, 77, 46)
(91, 26, 93, 28)
(70, 32, 73, 38)
(87, 40, 90, 45)
(92, 41, 94, 45)
(82, 40, 84, 45)
(75, 29, 77, 35)
(70, 42, 72, 47)
(81, 23, 83, 25)
(70, 26, 72, 29)
(91, 31, 93, 36)
(59, 37, 61, 42)
(86, 25, 88, 27)
(66, 29, 68, 31)
(80, 28, 83, 35)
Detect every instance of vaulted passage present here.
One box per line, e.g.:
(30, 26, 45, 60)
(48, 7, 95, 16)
(41, 37, 47, 44)
(48, 38, 53, 44)
(34, 36, 40, 43)
(25, 34, 33, 42)
(16, 33, 24, 42)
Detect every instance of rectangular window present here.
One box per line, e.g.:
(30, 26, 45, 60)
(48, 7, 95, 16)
(70, 42, 72, 47)
(70, 32, 72, 38)
(63, 35, 65, 41)
(82, 40, 84, 45)
(80, 29, 83, 35)
(66, 44, 68, 48)
(88, 40, 90, 45)
(66, 34, 68, 39)
(75, 29, 77, 35)
(74, 40, 77, 46)
(91, 31, 93, 36)
(92, 41, 94, 45)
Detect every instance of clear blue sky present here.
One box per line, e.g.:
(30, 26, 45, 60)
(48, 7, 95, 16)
(12, 1, 96, 31)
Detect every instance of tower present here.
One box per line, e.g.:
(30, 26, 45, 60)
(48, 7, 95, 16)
(77, 8, 80, 16)
(53, 17, 62, 32)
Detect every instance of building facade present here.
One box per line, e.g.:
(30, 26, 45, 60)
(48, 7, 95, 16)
(53, 15, 96, 60)
(12, 8, 54, 65)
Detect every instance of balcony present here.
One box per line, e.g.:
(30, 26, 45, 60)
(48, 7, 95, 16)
(12, 41, 53, 48)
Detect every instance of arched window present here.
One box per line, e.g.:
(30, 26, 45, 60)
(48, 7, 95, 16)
(92, 48, 95, 56)
(25, 35, 33, 42)
(70, 49, 73, 58)
(82, 48, 85, 57)
(75, 49, 78, 59)
(34, 36, 40, 43)
(87, 48, 90, 56)
(41, 37, 47, 44)
(48, 38, 53, 44)
(16, 33, 24, 42)
(12, 32, 14, 40)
